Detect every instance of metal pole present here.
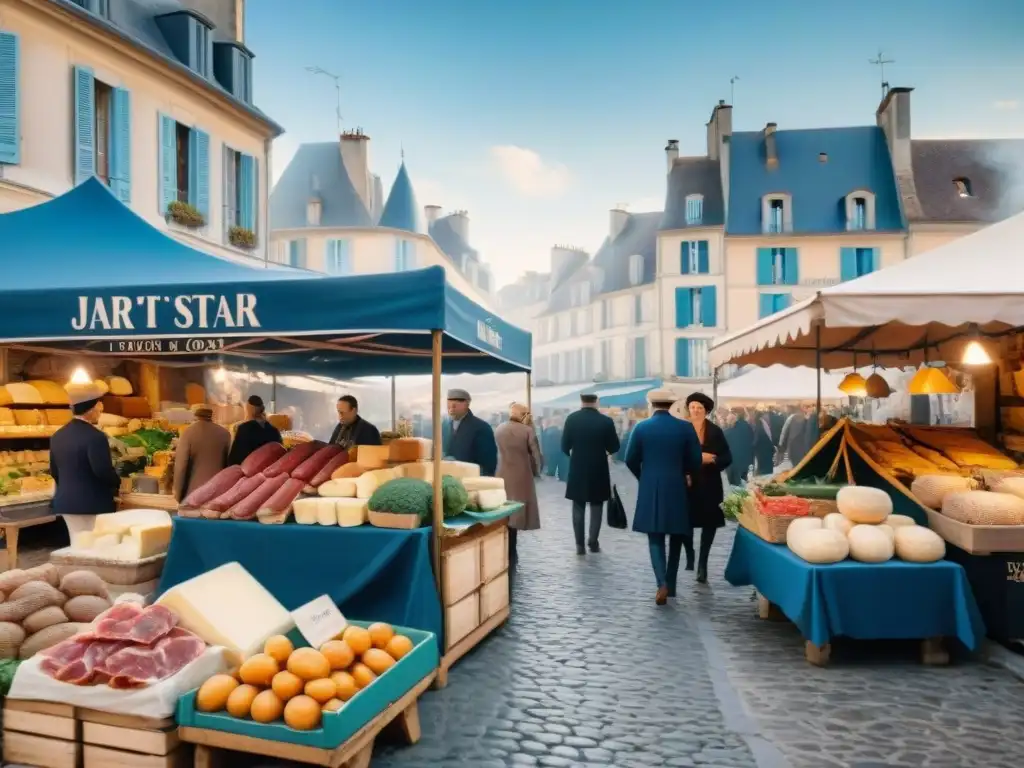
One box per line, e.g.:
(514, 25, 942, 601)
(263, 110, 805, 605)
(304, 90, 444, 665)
(526, 372, 532, 411)
(815, 325, 822, 440)
(390, 377, 397, 431)
(712, 366, 719, 404)
(271, 374, 278, 413)
(430, 332, 443, 593)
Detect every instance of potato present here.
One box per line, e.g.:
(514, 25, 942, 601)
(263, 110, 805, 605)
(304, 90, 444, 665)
(60, 571, 109, 599)
(19, 623, 88, 659)
(63, 595, 112, 623)
(22, 606, 69, 634)
(0, 622, 26, 659)
(9, 581, 66, 607)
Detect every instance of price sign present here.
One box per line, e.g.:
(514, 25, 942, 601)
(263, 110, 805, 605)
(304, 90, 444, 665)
(291, 595, 348, 648)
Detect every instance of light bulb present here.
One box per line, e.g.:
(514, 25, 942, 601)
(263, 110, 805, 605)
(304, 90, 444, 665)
(68, 367, 91, 386)
(962, 340, 991, 366)
(213, 367, 227, 383)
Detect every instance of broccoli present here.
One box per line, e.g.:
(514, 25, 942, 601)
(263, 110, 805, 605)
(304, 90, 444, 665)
(433, 475, 469, 519)
(368, 477, 433, 522)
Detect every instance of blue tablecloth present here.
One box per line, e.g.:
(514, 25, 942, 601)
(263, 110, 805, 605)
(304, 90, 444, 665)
(724, 527, 985, 649)
(157, 518, 444, 650)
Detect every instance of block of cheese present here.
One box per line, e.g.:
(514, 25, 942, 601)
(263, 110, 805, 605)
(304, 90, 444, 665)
(156, 562, 294, 664)
(462, 477, 505, 492)
(93, 533, 122, 551)
(4, 382, 43, 404)
(335, 498, 369, 527)
(315, 499, 338, 526)
(318, 478, 357, 498)
(399, 461, 480, 482)
(93, 509, 171, 537)
(98, 413, 129, 428)
(292, 498, 320, 525)
(354, 472, 379, 500)
(477, 488, 508, 511)
(388, 438, 432, 462)
(45, 409, 73, 426)
(108, 539, 143, 561)
(27, 380, 70, 405)
(355, 444, 390, 469)
(73, 531, 98, 549)
(127, 521, 173, 558)
(105, 376, 133, 396)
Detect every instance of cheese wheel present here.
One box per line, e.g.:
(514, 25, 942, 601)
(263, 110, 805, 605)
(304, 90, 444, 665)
(822, 512, 853, 536)
(315, 499, 338, 526)
(27, 380, 70, 405)
(910, 474, 974, 509)
(105, 376, 133, 396)
(784, 516, 822, 543)
(335, 498, 368, 527)
(4, 383, 43, 404)
(887, 514, 916, 528)
(847, 524, 895, 563)
(941, 490, 1024, 525)
(787, 528, 849, 564)
(894, 525, 946, 563)
(837, 486, 892, 524)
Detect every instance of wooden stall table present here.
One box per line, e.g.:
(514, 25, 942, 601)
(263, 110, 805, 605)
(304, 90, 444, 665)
(0, 492, 57, 570)
(118, 491, 179, 512)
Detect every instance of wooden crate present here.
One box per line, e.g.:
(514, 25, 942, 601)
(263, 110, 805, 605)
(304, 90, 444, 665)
(444, 590, 480, 650)
(479, 525, 507, 583)
(480, 570, 509, 621)
(79, 708, 185, 768)
(2, 699, 80, 768)
(440, 538, 481, 606)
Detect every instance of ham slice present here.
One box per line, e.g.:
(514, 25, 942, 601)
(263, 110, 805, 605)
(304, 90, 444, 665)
(91, 603, 178, 644)
(101, 628, 205, 689)
(291, 445, 344, 484)
(240, 442, 287, 477)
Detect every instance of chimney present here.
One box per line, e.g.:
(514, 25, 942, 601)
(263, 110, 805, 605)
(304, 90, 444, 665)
(706, 100, 732, 161)
(550, 245, 584, 279)
(424, 205, 442, 228)
(235, 0, 245, 43)
(450, 210, 469, 243)
(339, 129, 373, 214)
(665, 140, 679, 173)
(609, 208, 629, 240)
(875, 87, 922, 220)
(371, 174, 383, 219)
(764, 123, 778, 168)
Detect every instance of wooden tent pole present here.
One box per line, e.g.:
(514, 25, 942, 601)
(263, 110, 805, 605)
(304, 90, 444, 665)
(391, 376, 397, 431)
(526, 372, 532, 411)
(430, 332, 443, 593)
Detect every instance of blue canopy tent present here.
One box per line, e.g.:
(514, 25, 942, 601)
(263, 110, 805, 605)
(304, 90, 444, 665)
(0, 180, 532, 606)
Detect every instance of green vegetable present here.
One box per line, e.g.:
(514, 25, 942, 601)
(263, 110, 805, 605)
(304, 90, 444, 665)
(367, 477, 433, 521)
(0, 659, 20, 696)
(781, 481, 845, 500)
(720, 488, 748, 521)
(434, 475, 469, 519)
(760, 483, 788, 496)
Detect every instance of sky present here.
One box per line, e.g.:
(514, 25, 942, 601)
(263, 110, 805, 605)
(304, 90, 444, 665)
(246, 0, 1024, 288)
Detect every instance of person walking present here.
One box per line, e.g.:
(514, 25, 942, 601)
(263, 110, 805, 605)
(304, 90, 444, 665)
(752, 409, 776, 476)
(173, 404, 231, 502)
(682, 392, 733, 583)
(541, 417, 561, 477)
(726, 408, 754, 485)
(561, 394, 620, 555)
(442, 389, 498, 476)
(495, 402, 542, 562)
(625, 389, 703, 604)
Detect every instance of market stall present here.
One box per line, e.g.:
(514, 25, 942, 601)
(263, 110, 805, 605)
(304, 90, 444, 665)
(716, 365, 857, 405)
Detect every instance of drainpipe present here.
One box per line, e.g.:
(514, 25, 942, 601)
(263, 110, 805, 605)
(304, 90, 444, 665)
(263, 135, 272, 268)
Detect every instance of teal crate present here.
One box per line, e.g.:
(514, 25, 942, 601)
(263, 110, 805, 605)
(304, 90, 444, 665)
(176, 621, 438, 749)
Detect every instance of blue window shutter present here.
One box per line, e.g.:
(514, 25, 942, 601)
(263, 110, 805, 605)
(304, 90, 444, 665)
(783, 248, 799, 285)
(759, 293, 776, 319)
(756, 248, 773, 285)
(73, 66, 95, 185)
(158, 114, 176, 213)
(0, 32, 20, 164)
(675, 338, 690, 377)
(699, 286, 717, 327)
(839, 247, 857, 281)
(252, 156, 259, 233)
(697, 241, 709, 274)
(634, 338, 646, 378)
(674, 287, 693, 328)
(188, 128, 210, 219)
(238, 153, 254, 230)
(867, 247, 877, 274)
(109, 87, 131, 203)
(325, 240, 335, 272)
(680, 241, 690, 274)
(776, 293, 792, 312)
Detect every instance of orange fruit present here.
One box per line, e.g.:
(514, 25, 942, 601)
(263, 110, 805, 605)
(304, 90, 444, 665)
(271, 671, 304, 701)
(367, 622, 395, 649)
(286, 648, 331, 681)
(349, 662, 376, 689)
(320, 640, 355, 670)
(384, 635, 414, 660)
(361, 648, 396, 676)
(264, 635, 294, 664)
(342, 626, 372, 655)
(330, 671, 359, 701)
(226, 684, 260, 718)
(238, 654, 279, 687)
(283, 695, 322, 730)
(250, 690, 284, 723)
(304, 678, 337, 705)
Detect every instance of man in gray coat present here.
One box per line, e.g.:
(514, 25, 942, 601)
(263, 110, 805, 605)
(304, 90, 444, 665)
(562, 394, 620, 555)
(173, 404, 231, 501)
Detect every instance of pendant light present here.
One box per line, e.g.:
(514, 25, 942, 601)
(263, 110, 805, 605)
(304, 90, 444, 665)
(962, 325, 992, 366)
(908, 340, 960, 395)
(864, 353, 891, 398)
(838, 352, 867, 397)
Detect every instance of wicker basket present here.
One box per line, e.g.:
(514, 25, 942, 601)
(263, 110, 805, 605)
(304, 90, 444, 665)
(738, 496, 797, 544)
(806, 498, 838, 518)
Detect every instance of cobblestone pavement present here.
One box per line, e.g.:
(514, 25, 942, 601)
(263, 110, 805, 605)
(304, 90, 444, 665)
(371, 468, 1024, 768)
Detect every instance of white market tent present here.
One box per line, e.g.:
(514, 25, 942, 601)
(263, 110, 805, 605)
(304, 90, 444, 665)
(709, 211, 1024, 370)
(717, 365, 856, 404)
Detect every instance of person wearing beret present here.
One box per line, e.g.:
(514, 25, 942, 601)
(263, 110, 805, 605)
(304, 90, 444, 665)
(442, 389, 498, 476)
(561, 393, 620, 555)
(684, 391, 733, 583)
(49, 381, 121, 538)
(228, 394, 283, 467)
(625, 388, 703, 605)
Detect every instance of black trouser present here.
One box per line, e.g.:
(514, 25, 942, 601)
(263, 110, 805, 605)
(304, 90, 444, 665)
(508, 528, 517, 560)
(572, 501, 602, 548)
(682, 526, 718, 569)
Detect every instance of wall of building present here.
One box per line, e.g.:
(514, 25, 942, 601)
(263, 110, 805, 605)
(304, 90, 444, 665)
(908, 223, 982, 258)
(0, 2, 273, 265)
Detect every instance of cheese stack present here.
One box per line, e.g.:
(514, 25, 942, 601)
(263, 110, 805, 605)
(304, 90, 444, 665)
(292, 497, 368, 527)
(71, 509, 173, 561)
(398, 460, 480, 483)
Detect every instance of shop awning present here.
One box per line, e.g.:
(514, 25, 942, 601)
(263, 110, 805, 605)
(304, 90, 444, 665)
(709, 212, 1024, 370)
(541, 378, 662, 408)
(716, 366, 867, 403)
(0, 181, 531, 377)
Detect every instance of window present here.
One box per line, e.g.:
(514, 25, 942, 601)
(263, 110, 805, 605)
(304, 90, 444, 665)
(953, 177, 972, 198)
(479, 270, 490, 292)
(93, 80, 111, 184)
(175, 122, 190, 203)
(0, 32, 19, 165)
(675, 287, 717, 328)
(759, 292, 791, 318)
(768, 199, 784, 233)
(70, 0, 109, 16)
(223, 147, 257, 241)
(756, 248, 798, 286)
(288, 239, 307, 269)
(583, 348, 594, 381)
(681, 240, 709, 274)
(577, 308, 590, 335)
(234, 50, 252, 103)
(685, 194, 703, 225)
(675, 339, 710, 378)
(394, 240, 415, 271)
(599, 340, 613, 376)
(633, 293, 643, 325)
(326, 239, 352, 275)
(840, 247, 876, 281)
(192, 19, 210, 77)
(851, 197, 867, 230)
(72, 67, 130, 200)
(628, 254, 644, 286)
(629, 337, 647, 378)
(600, 300, 611, 330)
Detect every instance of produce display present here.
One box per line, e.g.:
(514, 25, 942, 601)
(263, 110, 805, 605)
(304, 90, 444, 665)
(194, 622, 415, 730)
(0, 449, 54, 497)
(899, 425, 1019, 471)
(910, 474, 977, 509)
(0, 564, 115, 660)
(753, 488, 811, 518)
(69, 509, 173, 561)
(786, 485, 946, 565)
(940, 490, 1024, 525)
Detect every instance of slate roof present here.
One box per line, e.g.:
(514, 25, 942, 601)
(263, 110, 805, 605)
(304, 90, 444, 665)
(378, 163, 424, 233)
(660, 157, 724, 230)
(52, 0, 282, 134)
(726, 126, 903, 234)
(429, 215, 478, 264)
(910, 139, 1024, 223)
(270, 143, 373, 229)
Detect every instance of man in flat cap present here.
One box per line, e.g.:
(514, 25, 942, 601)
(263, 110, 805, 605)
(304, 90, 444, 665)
(561, 393, 620, 555)
(50, 380, 121, 539)
(443, 389, 497, 476)
(173, 404, 231, 503)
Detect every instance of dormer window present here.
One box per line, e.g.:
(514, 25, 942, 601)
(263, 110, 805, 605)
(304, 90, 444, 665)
(685, 194, 704, 225)
(70, 0, 109, 18)
(628, 254, 644, 286)
(155, 11, 214, 79)
(954, 177, 972, 198)
(761, 193, 792, 234)
(844, 189, 876, 231)
(214, 43, 254, 103)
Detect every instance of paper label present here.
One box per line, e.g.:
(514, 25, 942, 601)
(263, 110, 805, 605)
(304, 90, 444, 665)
(291, 595, 348, 648)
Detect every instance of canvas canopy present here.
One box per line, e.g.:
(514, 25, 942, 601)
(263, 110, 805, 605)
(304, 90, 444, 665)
(716, 366, 856, 403)
(709, 212, 1024, 370)
(0, 180, 531, 377)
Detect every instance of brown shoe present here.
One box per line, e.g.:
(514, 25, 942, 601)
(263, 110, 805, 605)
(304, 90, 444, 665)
(655, 587, 669, 605)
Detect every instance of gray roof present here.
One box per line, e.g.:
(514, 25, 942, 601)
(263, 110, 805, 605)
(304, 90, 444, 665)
(660, 157, 724, 230)
(270, 143, 373, 229)
(910, 139, 1024, 223)
(429, 216, 478, 263)
(54, 0, 282, 135)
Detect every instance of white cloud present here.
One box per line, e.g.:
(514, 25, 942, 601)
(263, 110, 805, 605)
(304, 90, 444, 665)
(994, 100, 1019, 111)
(271, 136, 298, 186)
(489, 145, 572, 198)
(627, 196, 663, 212)
(413, 177, 445, 207)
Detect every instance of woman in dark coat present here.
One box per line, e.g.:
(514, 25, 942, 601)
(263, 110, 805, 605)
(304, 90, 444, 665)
(228, 395, 283, 467)
(751, 409, 776, 476)
(684, 392, 733, 584)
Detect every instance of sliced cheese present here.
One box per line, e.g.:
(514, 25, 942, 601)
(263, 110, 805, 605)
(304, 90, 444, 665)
(355, 444, 390, 469)
(5, 382, 44, 405)
(292, 498, 320, 525)
(93, 509, 171, 536)
(93, 533, 122, 550)
(355, 472, 380, 500)
(318, 478, 357, 498)
(155, 562, 294, 664)
(477, 488, 508, 511)
(128, 521, 173, 558)
(388, 438, 432, 462)
(462, 476, 505, 492)
(315, 499, 338, 526)
(73, 531, 98, 549)
(335, 498, 369, 527)
(106, 376, 134, 396)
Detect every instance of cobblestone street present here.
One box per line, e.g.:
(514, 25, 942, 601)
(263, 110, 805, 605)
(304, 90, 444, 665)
(370, 468, 1024, 768)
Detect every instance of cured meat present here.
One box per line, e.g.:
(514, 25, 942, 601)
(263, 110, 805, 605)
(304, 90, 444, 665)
(178, 507, 201, 518)
(262, 441, 323, 479)
(42, 638, 131, 685)
(308, 449, 351, 488)
(204, 473, 266, 514)
(240, 442, 287, 477)
(181, 466, 244, 509)
(91, 603, 178, 644)
(291, 444, 344, 484)
(101, 628, 205, 689)
(227, 473, 290, 520)
(257, 477, 305, 519)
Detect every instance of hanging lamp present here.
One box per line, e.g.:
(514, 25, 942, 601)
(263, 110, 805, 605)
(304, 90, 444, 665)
(863, 350, 892, 398)
(838, 352, 868, 397)
(962, 324, 993, 365)
(908, 340, 960, 395)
